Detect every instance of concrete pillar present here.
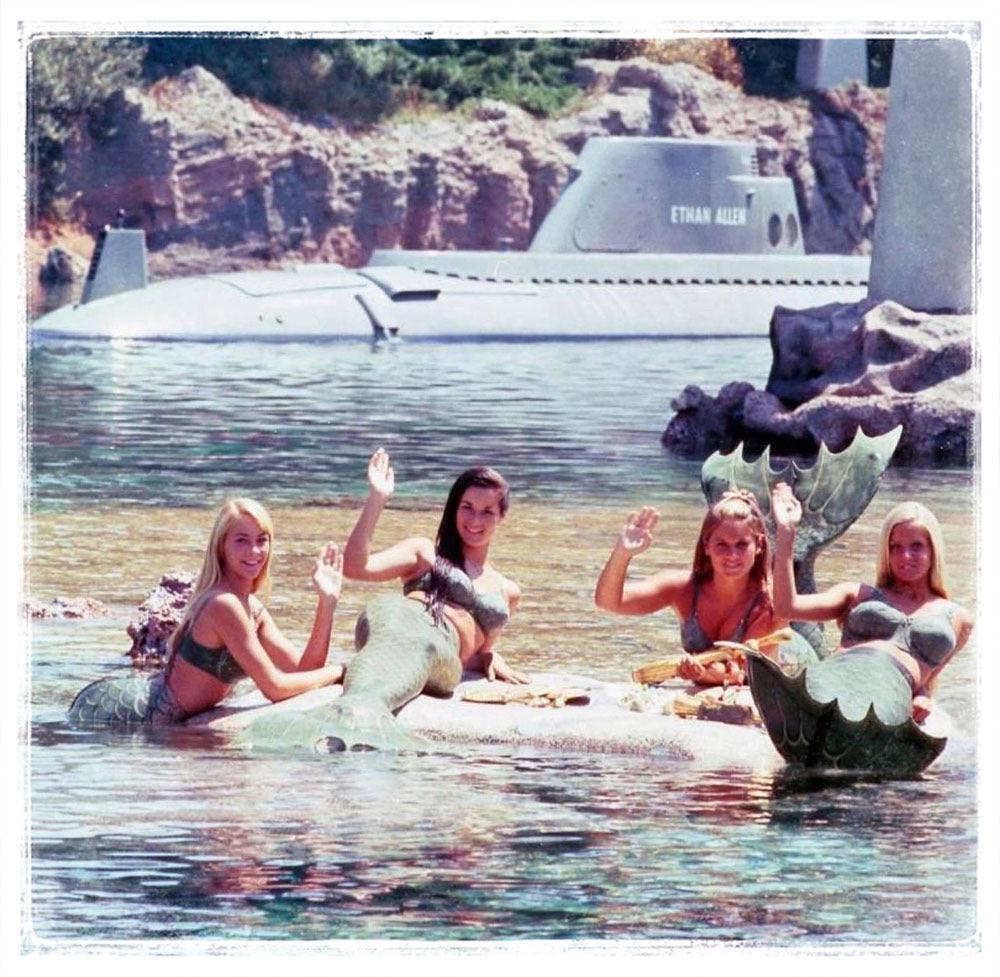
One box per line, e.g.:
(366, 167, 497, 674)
(796, 39, 870, 90)
(868, 37, 975, 313)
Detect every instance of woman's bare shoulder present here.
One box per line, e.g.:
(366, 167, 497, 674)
(200, 590, 250, 624)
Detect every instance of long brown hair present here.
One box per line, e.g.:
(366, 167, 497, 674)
(435, 467, 510, 566)
(422, 467, 510, 625)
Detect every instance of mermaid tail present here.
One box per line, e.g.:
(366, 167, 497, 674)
(68, 671, 185, 725)
(238, 697, 425, 753)
(701, 425, 902, 654)
(770, 629, 821, 675)
(744, 648, 946, 773)
(700, 428, 944, 773)
(236, 594, 462, 753)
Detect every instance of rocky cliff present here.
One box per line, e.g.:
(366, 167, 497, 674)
(28, 59, 887, 316)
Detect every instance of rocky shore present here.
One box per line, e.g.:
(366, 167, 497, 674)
(662, 299, 974, 466)
(28, 58, 886, 316)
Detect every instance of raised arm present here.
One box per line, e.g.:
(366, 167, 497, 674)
(594, 507, 689, 615)
(771, 482, 861, 622)
(343, 448, 431, 582)
(201, 594, 343, 702)
(257, 541, 343, 672)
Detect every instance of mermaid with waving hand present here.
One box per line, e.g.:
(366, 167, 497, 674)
(769, 483, 973, 726)
(595, 489, 786, 685)
(229, 450, 527, 752)
(70, 498, 346, 725)
(343, 447, 526, 685)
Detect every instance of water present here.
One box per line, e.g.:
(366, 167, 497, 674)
(24, 336, 979, 948)
(27, 336, 770, 508)
(29, 716, 976, 943)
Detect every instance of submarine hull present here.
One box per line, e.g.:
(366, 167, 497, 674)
(32, 257, 867, 342)
(31, 137, 871, 342)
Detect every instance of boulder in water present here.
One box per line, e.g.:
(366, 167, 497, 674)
(126, 570, 195, 668)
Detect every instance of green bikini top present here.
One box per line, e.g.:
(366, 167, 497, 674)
(842, 588, 959, 669)
(175, 599, 258, 684)
(403, 557, 511, 634)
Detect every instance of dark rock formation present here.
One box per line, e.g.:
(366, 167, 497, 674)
(126, 570, 195, 668)
(662, 300, 974, 467)
(25, 597, 108, 620)
(33, 59, 887, 308)
(39, 246, 83, 286)
(661, 382, 757, 459)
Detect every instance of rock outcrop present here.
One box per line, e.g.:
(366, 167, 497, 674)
(662, 300, 974, 467)
(33, 59, 886, 309)
(126, 570, 195, 668)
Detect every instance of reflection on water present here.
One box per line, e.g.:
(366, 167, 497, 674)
(30, 718, 975, 942)
(25, 337, 979, 945)
(28, 582, 978, 945)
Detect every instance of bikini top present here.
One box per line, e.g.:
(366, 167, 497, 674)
(174, 599, 257, 684)
(176, 630, 247, 684)
(403, 557, 511, 634)
(680, 576, 766, 654)
(841, 588, 960, 669)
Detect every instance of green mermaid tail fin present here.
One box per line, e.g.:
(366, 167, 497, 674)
(771, 630, 821, 675)
(233, 594, 462, 754)
(68, 673, 154, 725)
(235, 696, 426, 753)
(701, 425, 902, 653)
(744, 649, 946, 774)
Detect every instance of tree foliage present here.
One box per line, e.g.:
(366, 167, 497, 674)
(27, 35, 145, 217)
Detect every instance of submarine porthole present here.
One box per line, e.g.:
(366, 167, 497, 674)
(786, 215, 799, 246)
(768, 214, 782, 247)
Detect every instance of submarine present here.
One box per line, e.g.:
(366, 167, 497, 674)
(31, 137, 870, 341)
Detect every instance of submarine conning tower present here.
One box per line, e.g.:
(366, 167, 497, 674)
(528, 137, 804, 256)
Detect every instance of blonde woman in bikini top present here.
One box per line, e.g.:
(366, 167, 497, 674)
(770, 482, 973, 723)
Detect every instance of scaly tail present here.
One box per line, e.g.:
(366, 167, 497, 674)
(744, 648, 946, 774)
(701, 426, 902, 655)
(68, 673, 156, 725)
(236, 594, 462, 753)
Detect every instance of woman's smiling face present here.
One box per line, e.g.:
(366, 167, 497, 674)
(704, 518, 757, 579)
(888, 521, 934, 585)
(222, 513, 271, 584)
(455, 486, 505, 551)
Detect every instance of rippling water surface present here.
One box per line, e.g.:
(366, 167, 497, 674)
(29, 336, 776, 508)
(24, 337, 979, 947)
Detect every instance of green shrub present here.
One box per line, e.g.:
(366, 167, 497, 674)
(139, 36, 601, 119)
(26, 34, 145, 218)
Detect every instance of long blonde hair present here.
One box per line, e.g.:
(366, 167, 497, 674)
(692, 489, 772, 591)
(168, 498, 274, 656)
(875, 501, 949, 598)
